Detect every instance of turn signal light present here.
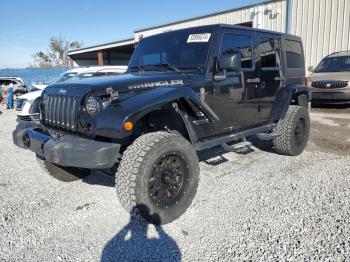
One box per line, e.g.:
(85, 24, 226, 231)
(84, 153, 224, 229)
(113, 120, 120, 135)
(124, 121, 133, 131)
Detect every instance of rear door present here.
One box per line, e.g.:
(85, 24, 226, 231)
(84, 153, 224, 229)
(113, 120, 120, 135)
(257, 34, 283, 122)
(284, 38, 305, 85)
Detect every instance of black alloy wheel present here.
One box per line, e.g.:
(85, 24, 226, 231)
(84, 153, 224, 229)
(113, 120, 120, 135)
(148, 154, 189, 208)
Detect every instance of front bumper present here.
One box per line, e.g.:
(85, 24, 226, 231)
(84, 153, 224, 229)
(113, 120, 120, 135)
(311, 87, 350, 103)
(13, 123, 121, 169)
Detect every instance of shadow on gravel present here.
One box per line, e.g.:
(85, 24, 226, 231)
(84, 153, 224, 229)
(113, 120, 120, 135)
(311, 103, 350, 110)
(78, 169, 117, 187)
(82, 171, 115, 187)
(247, 136, 277, 154)
(101, 205, 181, 262)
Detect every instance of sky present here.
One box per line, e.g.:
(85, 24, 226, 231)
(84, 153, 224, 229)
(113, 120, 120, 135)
(0, 0, 261, 69)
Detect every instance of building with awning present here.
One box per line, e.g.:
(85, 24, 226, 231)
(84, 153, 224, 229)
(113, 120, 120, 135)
(68, 0, 350, 70)
(68, 38, 135, 67)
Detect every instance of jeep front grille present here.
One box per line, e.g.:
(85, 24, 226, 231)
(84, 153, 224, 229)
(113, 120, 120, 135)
(43, 94, 79, 131)
(312, 80, 348, 89)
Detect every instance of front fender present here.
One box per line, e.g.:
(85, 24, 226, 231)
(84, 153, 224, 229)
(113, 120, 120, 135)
(95, 87, 206, 139)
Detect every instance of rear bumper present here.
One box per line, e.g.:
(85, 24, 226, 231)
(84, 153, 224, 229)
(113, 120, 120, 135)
(13, 123, 121, 169)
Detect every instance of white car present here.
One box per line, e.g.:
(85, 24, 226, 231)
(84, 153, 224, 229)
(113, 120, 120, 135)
(0, 77, 27, 98)
(14, 66, 127, 121)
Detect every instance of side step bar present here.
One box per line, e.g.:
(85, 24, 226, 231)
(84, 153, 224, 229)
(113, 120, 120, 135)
(221, 138, 252, 153)
(194, 124, 276, 151)
(256, 132, 280, 141)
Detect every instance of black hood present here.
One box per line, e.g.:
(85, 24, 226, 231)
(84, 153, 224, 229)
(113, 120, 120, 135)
(45, 72, 193, 97)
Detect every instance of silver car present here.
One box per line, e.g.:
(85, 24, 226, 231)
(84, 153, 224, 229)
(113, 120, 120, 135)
(309, 51, 350, 104)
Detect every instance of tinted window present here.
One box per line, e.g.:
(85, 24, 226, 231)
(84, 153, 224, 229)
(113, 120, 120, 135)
(286, 40, 304, 68)
(129, 29, 213, 69)
(259, 37, 282, 68)
(315, 56, 350, 73)
(219, 34, 253, 68)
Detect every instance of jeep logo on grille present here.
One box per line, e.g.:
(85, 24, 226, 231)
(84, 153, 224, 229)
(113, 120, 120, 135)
(59, 88, 67, 94)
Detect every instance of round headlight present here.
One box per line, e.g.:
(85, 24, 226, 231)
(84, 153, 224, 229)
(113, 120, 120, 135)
(85, 95, 99, 116)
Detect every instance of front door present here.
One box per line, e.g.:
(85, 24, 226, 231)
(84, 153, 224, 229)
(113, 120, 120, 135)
(210, 30, 260, 135)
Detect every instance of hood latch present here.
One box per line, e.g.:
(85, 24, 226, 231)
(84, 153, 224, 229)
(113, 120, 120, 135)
(106, 87, 119, 102)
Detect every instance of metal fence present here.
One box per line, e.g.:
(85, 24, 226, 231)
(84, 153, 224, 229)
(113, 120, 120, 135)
(0, 67, 72, 87)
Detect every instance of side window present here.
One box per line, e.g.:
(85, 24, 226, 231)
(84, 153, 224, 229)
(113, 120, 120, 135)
(259, 37, 282, 68)
(219, 34, 253, 68)
(285, 40, 304, 68)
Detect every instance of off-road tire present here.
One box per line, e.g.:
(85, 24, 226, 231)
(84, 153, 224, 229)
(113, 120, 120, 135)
(273, 105, 310, 156)
(36, 158, 92, 182)
(115, 131, 199, 225)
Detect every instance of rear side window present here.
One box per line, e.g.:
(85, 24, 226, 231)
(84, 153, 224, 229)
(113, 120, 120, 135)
(219, 34, 253, 68)
(0, 80, 10, 85)
(259, 37, 282, 68)
(285, 40, 304, 68)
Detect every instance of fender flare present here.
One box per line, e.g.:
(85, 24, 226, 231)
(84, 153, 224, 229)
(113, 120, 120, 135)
(270, 84, 311, 121)
(126, 86, 218, 123)
(96, 86, 217, 140)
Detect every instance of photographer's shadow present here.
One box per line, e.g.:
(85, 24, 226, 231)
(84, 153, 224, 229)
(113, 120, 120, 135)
(101, 205, 181, 262)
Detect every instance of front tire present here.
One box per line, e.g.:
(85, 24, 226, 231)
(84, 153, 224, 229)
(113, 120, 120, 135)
(273, 105, 310, 156)
(115, 132, 199, 225)
(36, 158, 92, 182)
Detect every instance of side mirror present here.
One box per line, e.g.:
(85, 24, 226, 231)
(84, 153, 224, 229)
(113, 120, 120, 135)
(214, 53, 241, 81)
(308, 66, 315, 73)
(219, 53, 241, 72)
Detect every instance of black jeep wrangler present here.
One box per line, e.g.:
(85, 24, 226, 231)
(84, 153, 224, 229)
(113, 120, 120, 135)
(13, 24, 310, 224)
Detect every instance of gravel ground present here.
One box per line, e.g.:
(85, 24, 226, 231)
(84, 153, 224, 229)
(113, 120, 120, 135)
(1, 108, 350, 261)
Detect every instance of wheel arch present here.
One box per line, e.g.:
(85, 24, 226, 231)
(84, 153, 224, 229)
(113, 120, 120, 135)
(271, 84, 311, 121)
(130, 97, 202, 144)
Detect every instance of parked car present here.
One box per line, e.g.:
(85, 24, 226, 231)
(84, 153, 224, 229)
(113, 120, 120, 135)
(27, 66, 128, 92)
(14, 66, 127, 121)
(0, 77, 27, 100)
(308, 51, 350, 104)
(13, 24, 310, 225)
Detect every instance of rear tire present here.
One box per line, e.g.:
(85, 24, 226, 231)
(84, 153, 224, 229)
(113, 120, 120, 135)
(36, 158, 92, 182)
(115, 131, 199, 225)
(273, 105, 310, 156)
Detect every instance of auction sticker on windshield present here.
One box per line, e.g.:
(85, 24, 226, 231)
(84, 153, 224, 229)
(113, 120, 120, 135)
(187, 33, 211, 43)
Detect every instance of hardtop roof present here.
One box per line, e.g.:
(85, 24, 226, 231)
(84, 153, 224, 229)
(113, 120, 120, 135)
(143, 24, 302, 41)
(327, 51, 350, 58)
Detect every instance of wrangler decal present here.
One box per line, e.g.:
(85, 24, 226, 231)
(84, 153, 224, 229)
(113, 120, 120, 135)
(128, 80, 184, 90)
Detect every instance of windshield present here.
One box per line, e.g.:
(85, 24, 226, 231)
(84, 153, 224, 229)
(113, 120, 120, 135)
(53, 72, 78, 84)
(128, 29, 213, 71)
(315, 56, 350, 73)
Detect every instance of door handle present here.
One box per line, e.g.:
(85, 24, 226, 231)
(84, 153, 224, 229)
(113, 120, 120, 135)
(274, 76, 286, 81)
(246, 78, 260, 83)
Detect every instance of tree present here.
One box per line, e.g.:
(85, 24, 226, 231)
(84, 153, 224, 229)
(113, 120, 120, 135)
(32, 35, 82, 68)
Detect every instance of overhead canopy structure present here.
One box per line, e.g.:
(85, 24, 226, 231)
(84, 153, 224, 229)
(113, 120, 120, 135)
(68, 38, 135, 67)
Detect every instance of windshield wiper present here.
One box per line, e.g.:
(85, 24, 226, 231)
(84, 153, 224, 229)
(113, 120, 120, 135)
(147, 62, 180, 72)
(129, 65, 145, 72)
